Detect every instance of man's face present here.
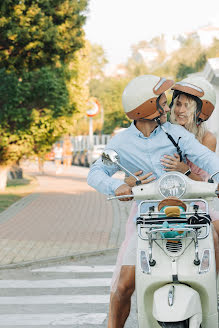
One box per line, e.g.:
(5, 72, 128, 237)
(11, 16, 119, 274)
(159, 93, 170, 124)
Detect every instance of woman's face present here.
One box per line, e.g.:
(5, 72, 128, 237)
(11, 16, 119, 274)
(174, 94, 191, 126)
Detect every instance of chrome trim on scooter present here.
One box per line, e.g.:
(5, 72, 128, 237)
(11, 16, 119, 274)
(168, 285, 175, 306)
(137, 225, 210, 266)
(199, 249, 211, 274)
(138, 199, 209, 217)
(139, 250, 151, 274)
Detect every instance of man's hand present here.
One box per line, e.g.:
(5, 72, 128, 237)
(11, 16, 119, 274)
(115, 184, 133, 201)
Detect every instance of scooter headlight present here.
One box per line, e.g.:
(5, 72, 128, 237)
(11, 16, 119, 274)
(159, 173, 186, 198)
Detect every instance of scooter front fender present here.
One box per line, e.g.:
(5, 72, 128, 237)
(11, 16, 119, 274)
(153, 284, 202, 324)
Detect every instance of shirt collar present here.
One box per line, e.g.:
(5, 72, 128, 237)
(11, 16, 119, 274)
(130, 121, 162, 138)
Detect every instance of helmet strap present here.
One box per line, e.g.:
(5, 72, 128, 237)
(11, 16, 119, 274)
(139, 95, 164, 122)
(156, 95, 165, 116)
(160, 124, 183, 162)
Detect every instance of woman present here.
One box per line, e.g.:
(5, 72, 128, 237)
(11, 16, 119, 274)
(110, 77, 219, 297)
(161, 76, 219, 236)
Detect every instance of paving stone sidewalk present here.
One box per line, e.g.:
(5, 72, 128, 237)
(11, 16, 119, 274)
(0, 162, 132, 267)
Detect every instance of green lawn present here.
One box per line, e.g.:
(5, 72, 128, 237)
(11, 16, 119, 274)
(0, 175, 38, 213)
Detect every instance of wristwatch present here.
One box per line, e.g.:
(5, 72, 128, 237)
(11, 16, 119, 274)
(184, 168, 191, 176)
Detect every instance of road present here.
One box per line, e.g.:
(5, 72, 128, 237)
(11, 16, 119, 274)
(0, 251, 137, 328)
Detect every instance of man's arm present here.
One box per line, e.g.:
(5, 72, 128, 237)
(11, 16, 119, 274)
(87, 157, 125, 195)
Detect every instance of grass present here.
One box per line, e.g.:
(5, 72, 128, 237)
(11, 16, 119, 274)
(0, 175, 38, 214)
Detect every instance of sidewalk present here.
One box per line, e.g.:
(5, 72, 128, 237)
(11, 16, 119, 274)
(0, 162, 132, 267)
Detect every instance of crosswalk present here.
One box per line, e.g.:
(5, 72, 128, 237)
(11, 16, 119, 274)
(0, 264, 114, 327)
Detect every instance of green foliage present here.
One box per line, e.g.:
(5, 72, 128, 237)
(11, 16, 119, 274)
(29, 109, 72, 158)
(0, 66, 78, 164)
(206, 38, 219, 58)
(0, 130, 33, 165)
(176, 63, 196, 80)
(0, 67, 72, 132)
(176, 53, 207, 80)
(67, 40, 90, 115)
(0, 1, 89, 168)
(90, 77, 131, 134)
(89, 43, 108, 79)
(0, 0, 88, 72)
(153, 37, 207, 80)
(86, 34, 218, 134)
(125, 57, 149, 79)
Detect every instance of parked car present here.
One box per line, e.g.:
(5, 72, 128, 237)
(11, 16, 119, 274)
(72, 151, 82, 166)
(87, 144, 105, 166)
(80, 150, 89, 167)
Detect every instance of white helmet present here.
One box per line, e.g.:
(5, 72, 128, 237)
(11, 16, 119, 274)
(171, 77, 216, 123)
(122, 75, 174, 120)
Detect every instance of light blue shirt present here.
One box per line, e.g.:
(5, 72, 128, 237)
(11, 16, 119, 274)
(87, 122, 219, 196)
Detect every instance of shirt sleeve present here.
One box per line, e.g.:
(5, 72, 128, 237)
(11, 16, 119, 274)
(180, 129, 219, 182)
(87, 157, 125, 196)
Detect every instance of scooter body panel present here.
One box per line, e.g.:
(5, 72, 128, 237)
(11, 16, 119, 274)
(153, 284, 202, 322)
(136, 224, 218, 327)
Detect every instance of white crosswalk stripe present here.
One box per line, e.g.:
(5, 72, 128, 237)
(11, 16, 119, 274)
(0, 264, 113, 326)
(0, 295, 110, 304)
(0, 278, 111, 288)
(0, 313, 107, 325)
(31, 265, 115, 273)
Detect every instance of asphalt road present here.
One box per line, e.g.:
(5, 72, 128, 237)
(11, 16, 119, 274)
(0, 251, 137, 328)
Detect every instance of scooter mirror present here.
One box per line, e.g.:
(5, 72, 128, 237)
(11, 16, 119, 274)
(102, 149, 142, 185)
(102, 149, 120, 166)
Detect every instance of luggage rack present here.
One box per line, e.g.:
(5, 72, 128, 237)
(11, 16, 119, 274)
(137, 199, 209, 219)
(138, 224, 209, 266)
(137, 224, 210, 241)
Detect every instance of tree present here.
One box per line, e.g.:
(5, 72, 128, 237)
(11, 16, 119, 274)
(160, 36, 207, 80)
(29, 110, 73, 172)
(0, 0, 89, 189)
(0, 66, 73, 177)
(90, 77, 131, 134)
(0, 0, 88, 72)
(176, 63, 196, 80)
(89, 43, 108, 80)
(28, 40, 92, 168)
(176, 52, 207, 80)
(207, 38, 219, 58)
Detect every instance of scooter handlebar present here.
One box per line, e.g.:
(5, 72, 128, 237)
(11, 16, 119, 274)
(107, 194, 134, 200)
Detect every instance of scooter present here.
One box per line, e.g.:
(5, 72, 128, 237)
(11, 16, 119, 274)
(102, 149, 219, 328)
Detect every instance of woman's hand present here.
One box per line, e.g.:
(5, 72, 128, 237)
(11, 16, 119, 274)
(160, 153, 189, 173)
(124, 170, 156, 187)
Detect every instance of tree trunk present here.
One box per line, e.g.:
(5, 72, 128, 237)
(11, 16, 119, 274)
(0, 166, 9, 191)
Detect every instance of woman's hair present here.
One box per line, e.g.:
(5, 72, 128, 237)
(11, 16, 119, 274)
(170, 93, 206, 143)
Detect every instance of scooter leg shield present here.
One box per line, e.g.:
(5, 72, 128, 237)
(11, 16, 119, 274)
(153, 284, 202, 325)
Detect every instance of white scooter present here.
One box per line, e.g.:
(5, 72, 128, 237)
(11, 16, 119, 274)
(102, 149, 219, 328)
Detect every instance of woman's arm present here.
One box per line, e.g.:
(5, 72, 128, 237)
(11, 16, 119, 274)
(202, 131, 216, 152)
(160, 153, 203, 181)
(160, 131, 217, 182)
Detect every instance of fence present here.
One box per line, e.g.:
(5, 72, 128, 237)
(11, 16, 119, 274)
(71, 134, 111, 151)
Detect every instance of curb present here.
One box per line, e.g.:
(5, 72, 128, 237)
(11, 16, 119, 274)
(0, 247, 119, 270)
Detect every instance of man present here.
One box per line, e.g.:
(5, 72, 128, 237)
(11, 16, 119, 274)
(87, 75, 219, 327)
